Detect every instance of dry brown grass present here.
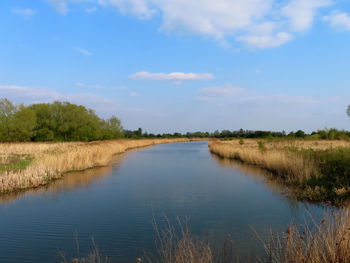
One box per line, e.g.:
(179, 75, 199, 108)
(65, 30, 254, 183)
(0, 138, 199, 193)
(208, 139, 328, 183)
(209, 139, 350, 204)
(213, 139, 350, 151)
(152, 221, 213, 263)
(265, 208, 350, 263)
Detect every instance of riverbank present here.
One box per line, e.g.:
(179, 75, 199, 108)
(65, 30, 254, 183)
(0, 138, 201, 193)
(209, 139, 350, 205)
(62, 207, 350, 263)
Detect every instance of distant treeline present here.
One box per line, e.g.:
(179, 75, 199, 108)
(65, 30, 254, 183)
(124, 128, 350, 140)
(1, 98, 349, 142)
(0, 98, 123, 142)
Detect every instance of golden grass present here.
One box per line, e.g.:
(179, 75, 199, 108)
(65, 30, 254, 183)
(208, 139, 327, 183)
(0, 138, 200, 193)
(153, 221, 213, 263)
(266, 208, 350, 263)
(60, 209, 350, 263)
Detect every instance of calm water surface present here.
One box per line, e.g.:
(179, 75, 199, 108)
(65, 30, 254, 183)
(0, 142, 329, 262)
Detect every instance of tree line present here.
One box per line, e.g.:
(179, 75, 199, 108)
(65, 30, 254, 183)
(123, 128, 350, 140)
(1, 98, 349, 142)
(0, 98, 123, 142)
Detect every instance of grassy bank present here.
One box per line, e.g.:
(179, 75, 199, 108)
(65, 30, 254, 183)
(61, 208, 350, 263)
(209, 139, 350, 205)
(0, 138, 200, 193)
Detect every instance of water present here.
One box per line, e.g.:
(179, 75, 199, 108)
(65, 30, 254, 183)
(0, 142, 329, 262)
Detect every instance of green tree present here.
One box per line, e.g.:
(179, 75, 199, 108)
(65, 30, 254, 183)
(0, 98, 123, 142)
(295, 130, 306, 138)
(11, 106, 37, 141)
(0, 98, 16, 141)
(0, 99, 37, 141)
(103, 116, 123, 139)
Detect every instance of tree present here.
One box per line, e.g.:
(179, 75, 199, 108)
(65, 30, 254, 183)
(102, 116, 123, 139)
(0, 99, 124, 142)
(11, 106, 36, 141)
(295, 130, 306, 138)
(347, 105, 350, 118)
(0, 98, 16, 141)
(0, 99, 37, 141)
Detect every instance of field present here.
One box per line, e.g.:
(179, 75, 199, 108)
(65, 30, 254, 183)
(0, 138, 198, 193)
(209, 139, 350, 205)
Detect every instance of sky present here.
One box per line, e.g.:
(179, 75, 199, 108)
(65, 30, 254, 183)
(1, 0, 350, 133)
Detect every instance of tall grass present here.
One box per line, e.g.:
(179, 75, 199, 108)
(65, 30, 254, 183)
(208, 139, 350, 204)
(208, 140, 318, 183)
(0, 139, 199, 193)
(265, 209, 350, 263)
(59, 209, 350, 263)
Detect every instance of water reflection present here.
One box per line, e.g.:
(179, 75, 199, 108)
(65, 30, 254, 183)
(0, 142, 331, 263)
(0, 154, 126, 205)
(210, 153, 327, 211)
(211, 154, 288, 191)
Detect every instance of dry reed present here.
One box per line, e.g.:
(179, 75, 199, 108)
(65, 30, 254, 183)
(0, 138, 199, 193)
(208, 140, 323, 183)
(152, 221, 213, 263)
(265, 208, 350, 263)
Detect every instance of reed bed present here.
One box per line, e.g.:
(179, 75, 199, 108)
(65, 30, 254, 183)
(265, 208, 350, 263)
(209, 139, 350, 204)
(61, 208, 350, 263)
(0, 138, 197, 193)
(208, 140, 319, 183)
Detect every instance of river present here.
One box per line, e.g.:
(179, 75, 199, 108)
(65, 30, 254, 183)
(0, 141, 330, 262)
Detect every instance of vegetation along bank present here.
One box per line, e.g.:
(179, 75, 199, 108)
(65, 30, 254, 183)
(209, 139, 350, 205)
(0, 138, 201, 194)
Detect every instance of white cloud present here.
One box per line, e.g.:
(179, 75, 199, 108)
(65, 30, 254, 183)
(129, 71, 214, 81)
(75, 47, 92, 56)
(47, 0, 334, 49)
(47, 0, 93, 15)
(130, 92, 140, 96)
(75, 82, 85, 87)
(47, 0, 69, 15)
(237, 32, 293, 49)
(154, 0, 272, 39)
(0, 85, 117, 114)
(324, 11, 350, 30)
(281, 0, 332, 32)
(201, 85, 246, 97)
(85, 6, 97, 13)
(238, 94, 319, 105)
(195, 85, 247, 104)
(74, 83, 109, 89)
(194, 96, 215, 103)
(195, 85, 319, 107)
(12, 8, 37, 18)
(107, 0, 157, 19)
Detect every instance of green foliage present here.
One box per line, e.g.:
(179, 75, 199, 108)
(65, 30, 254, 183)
(0, 98, 124, 142)
(296, 147, 350, 204)
(258, 141, 266, 151)
(239, 139, 244, 145)
(311, 128, 350, 140)
(0, 155, 32, 174)
(0, 99, 37, 141)
(101, 116, 124, 139)
(312, 148, 350, 186)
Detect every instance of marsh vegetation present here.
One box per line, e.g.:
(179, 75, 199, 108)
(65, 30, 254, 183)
(0, 138, 197, 193)
(209, 139, 350, 205)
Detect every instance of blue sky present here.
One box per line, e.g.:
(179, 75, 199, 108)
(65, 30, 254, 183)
(1, 0, 350, 133)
